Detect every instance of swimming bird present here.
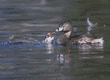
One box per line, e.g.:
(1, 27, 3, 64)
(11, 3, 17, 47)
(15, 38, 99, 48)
(73, 34, 104, 44)
(55, 21, 73, 44)
(55, 21, 104, 45)
(9, 32, 55, 44)
(8, 20, 103, 45)
(43, 32, 55, 43)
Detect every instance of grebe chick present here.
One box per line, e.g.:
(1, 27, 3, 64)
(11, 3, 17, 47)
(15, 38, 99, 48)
(43, 32, 55, 43)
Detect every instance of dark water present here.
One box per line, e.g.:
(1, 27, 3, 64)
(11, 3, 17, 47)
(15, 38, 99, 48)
(0, 0, 110, 80)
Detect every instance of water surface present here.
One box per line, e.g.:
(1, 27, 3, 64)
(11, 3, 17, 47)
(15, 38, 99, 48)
(0, 0, 110, 80)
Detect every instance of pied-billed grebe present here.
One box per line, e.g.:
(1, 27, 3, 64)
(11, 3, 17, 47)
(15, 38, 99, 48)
(54, 21, 73, 44)
(9, 32, 55, 44)
(43, 32, 54, 43)
(55, 21, 103, 45)
(8, 20, 103, 45)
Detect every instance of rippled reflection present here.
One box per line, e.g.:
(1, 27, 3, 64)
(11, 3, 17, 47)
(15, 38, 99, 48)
(78, 44, 104, 52)
(46, 43, 54, 54)
(78, 44, 104, 59)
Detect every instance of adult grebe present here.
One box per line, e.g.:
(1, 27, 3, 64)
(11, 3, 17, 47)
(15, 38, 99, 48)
(55, 21, 72, 44)
(55, 21, 103, 45)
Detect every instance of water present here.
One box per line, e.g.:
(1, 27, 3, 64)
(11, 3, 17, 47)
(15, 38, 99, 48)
(0, 0, 110, 80)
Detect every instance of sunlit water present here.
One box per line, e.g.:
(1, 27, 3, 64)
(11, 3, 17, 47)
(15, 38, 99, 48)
(0, 0, 110, 80)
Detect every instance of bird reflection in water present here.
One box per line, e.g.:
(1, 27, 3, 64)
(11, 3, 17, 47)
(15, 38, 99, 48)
(56, 53, 72, 71)
(78, 44, 103, 52)
(46, 43, 54, 54)
(78, 43, 104, 59)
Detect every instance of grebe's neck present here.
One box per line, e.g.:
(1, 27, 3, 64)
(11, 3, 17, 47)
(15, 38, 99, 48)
(64, 29, 72, 38)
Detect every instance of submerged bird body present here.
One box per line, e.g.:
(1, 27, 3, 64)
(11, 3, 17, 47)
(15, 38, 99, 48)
(73, 34, 104, 44)
(91, 37, 104, 44)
